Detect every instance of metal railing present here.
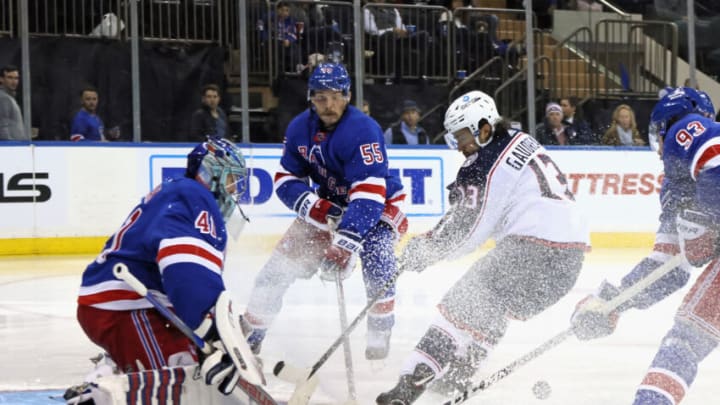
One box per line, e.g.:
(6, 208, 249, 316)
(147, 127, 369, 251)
(594, 19, 678, 97)
(494, 55, 552, 123)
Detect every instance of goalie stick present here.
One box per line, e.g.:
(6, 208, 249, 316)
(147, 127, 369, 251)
(441, 254, 685, 405)
(112, 263, 277, 405)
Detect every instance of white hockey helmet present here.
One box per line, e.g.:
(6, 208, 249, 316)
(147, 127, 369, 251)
(443, 90, 500, 149)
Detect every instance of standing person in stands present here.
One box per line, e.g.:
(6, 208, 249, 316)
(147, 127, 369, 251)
(70, 86, 116, 142)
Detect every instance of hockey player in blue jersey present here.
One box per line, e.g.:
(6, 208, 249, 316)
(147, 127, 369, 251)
(571, 87, 720, 405)
(74, 137, 257, 400)
(242, 62, 407, 360)
(376, 91, 589, 404)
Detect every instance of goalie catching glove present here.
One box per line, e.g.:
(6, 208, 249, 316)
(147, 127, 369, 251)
(676, 209, 720, 267)
(319, 231, 361, 281)
(194, 291, 265, 395)
(571, 281, 625, 341)
(296, 192, 343, 231)
(195, 315, 241, 395)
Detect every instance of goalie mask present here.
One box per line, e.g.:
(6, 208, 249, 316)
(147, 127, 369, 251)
(186, 137, 249, 230)
(443, 90, 501, 149)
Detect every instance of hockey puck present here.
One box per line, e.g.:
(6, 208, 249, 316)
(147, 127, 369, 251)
(532, 380, 551, 400)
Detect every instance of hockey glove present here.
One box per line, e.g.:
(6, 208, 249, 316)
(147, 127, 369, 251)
(677, 209, 720, 267)
(570, 281, 622, 341)
(296, 192, 343, 231)
(319, 232, 361, 282)
(194, 315, 240, 395)
(399, 233, 436, 273)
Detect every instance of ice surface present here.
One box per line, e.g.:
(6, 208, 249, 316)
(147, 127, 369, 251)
(0, 249, 718, 404)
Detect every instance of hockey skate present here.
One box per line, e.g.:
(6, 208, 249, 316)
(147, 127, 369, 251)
(376, 363, 435, 405)
(366, 329, 391, 360)
(429, 344, 484, 396)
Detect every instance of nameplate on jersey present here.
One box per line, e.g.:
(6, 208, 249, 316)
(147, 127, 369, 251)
(505, 135, 541, 170)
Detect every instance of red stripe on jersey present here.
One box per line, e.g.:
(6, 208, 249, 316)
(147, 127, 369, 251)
(143, 370, 154, 404)
(156, 244, 222, 268)
(274, 171, 294, 183)
(370, 299, 395, 314)
(642, 371, 685, 404)
(349, 183, 386, 198)
(172, 368, 185, 404)
(126, 373, 140, 404)
(387, 194, 406, 204)
(653, 242, 680, 255)
(694, 144, 720, 177)
(157, 369, 169, 404)
(78, 289, 142, 305)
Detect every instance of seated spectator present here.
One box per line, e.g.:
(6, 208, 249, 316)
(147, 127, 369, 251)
(384, 99, 429, 145)
(560, 96, 595, 144)
(267, 1, 299, 73)
(534, 102, 576, 145)
(363, 0, 428, 81)
(190, 84, 229, 143)
(440, 0, 498, 71)
(70, 86, 113, 142)
(601, 104, 645, 146)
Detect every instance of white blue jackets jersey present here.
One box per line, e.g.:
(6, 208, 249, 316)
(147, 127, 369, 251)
(274, 105, 405, 239)
(78, 177, 227, 330)
(431, 129, 589, 261)
(662, 113, 720, 220)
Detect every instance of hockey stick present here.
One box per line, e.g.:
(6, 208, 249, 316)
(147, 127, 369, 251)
(441, 254, 685, 405)
(112, 263, 277, 404)
(335, 273, 358, 403)
(273, 266, 404, 403)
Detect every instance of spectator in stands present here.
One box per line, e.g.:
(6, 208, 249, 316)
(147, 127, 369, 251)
(70, 86, 114, 142)
(535, 102, 576, 145)
(384, 99, 429, 145)
(190, 84, 229, 143)
(560, 96, 595, 144)
(267, 1, 299, 73)
(0, 65, 20, 100)
(0, 72, 25, 140)
(363, 0, 428, 81)
(601, 104, 645, 146)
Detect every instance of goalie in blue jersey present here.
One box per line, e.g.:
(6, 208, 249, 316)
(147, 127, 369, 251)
(70, 137, 266, 403)
(242, 62, 407, 361)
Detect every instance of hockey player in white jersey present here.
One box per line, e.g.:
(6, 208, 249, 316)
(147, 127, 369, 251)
(376, 91, 590, 404)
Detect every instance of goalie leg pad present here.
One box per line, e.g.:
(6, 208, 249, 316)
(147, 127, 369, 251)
(676, 259, 720, 338)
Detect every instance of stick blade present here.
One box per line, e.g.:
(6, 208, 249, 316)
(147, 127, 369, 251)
(287, 374, 319, 405)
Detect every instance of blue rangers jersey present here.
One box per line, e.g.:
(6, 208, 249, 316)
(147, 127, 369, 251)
(78, 177, 227, 330)
(662, 113, 720, 220)
(274, 104, 405, 239)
